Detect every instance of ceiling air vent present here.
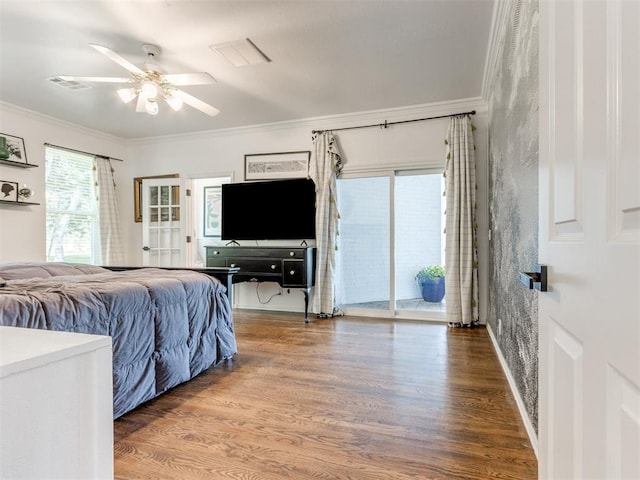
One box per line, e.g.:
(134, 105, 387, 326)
(48, 76, 91, 90)
(210, 38, 271, 67)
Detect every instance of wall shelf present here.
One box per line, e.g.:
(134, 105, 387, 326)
(0, 199, 40, 206)
(0, 158, 39, 169)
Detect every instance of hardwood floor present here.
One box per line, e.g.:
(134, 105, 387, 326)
(114, 310, 537, 479)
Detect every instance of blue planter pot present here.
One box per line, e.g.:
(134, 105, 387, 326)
(420, 277, 445, 303)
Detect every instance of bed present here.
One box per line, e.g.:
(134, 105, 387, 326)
(0, 262, 237, 418)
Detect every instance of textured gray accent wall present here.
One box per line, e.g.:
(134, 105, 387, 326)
(487, 0, 539, 432)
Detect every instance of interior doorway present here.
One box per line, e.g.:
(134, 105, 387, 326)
(189, 175, 232, 267)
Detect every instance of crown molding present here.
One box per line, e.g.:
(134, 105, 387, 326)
(0, 97, 488, 149)
(0, 101, 125, 145)
(127, 97, 488, 146)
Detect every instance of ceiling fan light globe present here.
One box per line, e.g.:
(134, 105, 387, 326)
(141, 82, 158, 99)
(145, 98, 159, 115)
(117, 88, 138, 104)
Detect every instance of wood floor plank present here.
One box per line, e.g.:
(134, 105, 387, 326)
(114, 311, 537, 479)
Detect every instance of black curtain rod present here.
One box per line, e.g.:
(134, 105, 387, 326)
(44, 143, 124, 162)
(311, 110, 476, 134)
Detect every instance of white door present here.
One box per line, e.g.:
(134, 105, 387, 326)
(141, 178, 192, 267)
(539, 0, 640, 478)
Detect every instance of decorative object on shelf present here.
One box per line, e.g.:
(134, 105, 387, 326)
(415, 265, 446, 303)
(133, 173, 179, 222)
(0, 134, 27, 164)
(0, 180, 19, 202)
(244, 151, 311, 181)
(203, 185, 222, 237)
(0, 137, 10, 159)
(18, 184, 34, 201)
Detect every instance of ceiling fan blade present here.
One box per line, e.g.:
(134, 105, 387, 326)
(89, 44, 145, 76)
(174, 90, 220, 116)
(57, 75, 131, 84)
(161, 72, 216, 86)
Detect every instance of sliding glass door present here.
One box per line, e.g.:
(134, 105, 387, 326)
(335, 169, 445, 320)
(335, 175, 391, 314)
(394, 171, 445, 318)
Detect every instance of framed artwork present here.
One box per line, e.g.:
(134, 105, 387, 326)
(0, 134, 27, 164)
(133, 173, 179, 222)
(203, 186, 222, 237)
(244, 151, 311, 181)
(0, 180, 19, 202)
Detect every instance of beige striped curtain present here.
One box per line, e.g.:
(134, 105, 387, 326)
(310, 132, 343, 316)
(444, 115, 479, 327)
(95, 156, 124, 265)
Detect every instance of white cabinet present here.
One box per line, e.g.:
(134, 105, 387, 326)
(0, 327, 113, 479)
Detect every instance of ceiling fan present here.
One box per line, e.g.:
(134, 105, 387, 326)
(59, 43, 220, 116)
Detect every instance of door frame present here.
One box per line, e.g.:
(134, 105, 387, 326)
(188, 172, 233, 267)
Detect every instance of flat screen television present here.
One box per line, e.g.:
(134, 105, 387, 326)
(221, 178, 316, 240)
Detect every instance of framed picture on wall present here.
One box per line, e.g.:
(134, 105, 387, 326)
(0, 180, 19, 202)
(244, 151, 311, 181)
(203, 186, 222, 237)
(0, 133, 27, 164)
(133, 173, 179, 222)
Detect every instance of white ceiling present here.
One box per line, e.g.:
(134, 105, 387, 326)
(0, 0, 495, 140)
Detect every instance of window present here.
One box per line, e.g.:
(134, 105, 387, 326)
(45, 146, 99, 264)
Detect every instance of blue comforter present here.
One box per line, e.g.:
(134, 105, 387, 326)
(0, 263, 236, 418)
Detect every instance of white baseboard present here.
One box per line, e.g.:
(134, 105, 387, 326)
(486, 324, 539, 458)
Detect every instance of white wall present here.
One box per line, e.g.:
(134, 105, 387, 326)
(125, 98, 489, 319)
(0, 103, 128, 263)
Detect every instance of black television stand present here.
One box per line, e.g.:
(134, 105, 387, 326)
(205, 246, 316, 323)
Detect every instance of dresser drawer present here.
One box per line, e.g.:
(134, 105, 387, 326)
(282, 260, 305, 286)
(206, 255, 226, 267)
(226, 258, 281, 274)
(207, 247, 306, 259)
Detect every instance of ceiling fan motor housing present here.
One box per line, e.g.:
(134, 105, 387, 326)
(142, 44, 161, 57)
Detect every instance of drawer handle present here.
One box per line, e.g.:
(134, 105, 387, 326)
(271, 264, 277, 270)
(213, 251, 220, 255)
(289, 270, 296, 275)
(289, 251, 295, 257)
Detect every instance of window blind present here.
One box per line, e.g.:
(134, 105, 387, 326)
(45, 146, 99, 263)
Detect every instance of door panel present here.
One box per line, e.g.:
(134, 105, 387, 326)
(551, 0, 583, 233)
(607, 0, 640, 241)
(539, 0, 640, 478)
(142, 178, 188, 267)
(549, 320, 584, 479)
(606, 366, 640, 479)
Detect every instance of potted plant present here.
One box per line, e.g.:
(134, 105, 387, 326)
(415, 265, 446, 303)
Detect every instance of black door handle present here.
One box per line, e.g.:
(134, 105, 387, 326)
(519, 265, 548, 291)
